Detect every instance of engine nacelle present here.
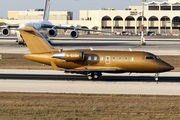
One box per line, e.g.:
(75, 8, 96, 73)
(70, 30, 79, 38)
(2, 28, 11, 36)
(53, 51, 84, 62)
(47, 28, 57, 37)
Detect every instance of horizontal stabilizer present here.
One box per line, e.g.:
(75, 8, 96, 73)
(50, 60, 59, 70)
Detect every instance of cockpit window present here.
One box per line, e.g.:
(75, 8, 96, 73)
(146, 56, 155, 60)
(155, 56, 160, 60)
(145, 56, 160, 60)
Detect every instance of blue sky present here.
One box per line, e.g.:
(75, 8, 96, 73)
(0, 0, 166, 19)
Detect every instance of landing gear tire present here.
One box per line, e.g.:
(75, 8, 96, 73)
(94, 72, 102, 79)
(87, 74, 94, 80)
(18, 41, 23, 45)
(18, 40, 26, 46)
(87, 72, 102, 80)
(94, 74, 99, 79)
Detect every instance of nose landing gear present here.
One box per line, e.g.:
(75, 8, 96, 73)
(155, 73, 159, 84)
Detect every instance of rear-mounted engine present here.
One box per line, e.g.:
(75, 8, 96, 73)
(53, 51, 84, 62)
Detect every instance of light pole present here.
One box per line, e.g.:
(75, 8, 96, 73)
(139, 0, 146, 46)
(165, 17, 166, 35)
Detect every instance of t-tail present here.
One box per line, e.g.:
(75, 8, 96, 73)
(43, 0, 51, 21)
(18, 26, 58, 54)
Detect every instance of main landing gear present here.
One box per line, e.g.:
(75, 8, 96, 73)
(87, 72, 102, 80)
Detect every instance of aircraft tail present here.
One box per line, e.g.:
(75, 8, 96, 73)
(18, 26, 55, 53)
(43, 0, 51, 21)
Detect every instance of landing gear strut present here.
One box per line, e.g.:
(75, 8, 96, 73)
(87, 72, 102, 80)
(22, 40, 27, 47)
(155, 73, 159, 83)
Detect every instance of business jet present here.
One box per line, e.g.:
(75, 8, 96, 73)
(17, 26, 174, 81)
(0, 0, 112, 44)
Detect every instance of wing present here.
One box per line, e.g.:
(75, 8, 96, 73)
(65, 69, 117, 72)
(50, 61, 124, 73)
(64, 66, 124, 73)
(0, 24, 19, 28)
(41, 23, 113, 33)
(0, 24, 20, 36)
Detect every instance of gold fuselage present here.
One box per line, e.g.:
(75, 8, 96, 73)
(24, 50, 174, 73)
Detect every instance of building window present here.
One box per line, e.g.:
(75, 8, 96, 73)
(161, 6, 171, 10)
(119, 57, 121, 61)
(88, 56, 91, 61)
(149, 6, 159, 10)
(173, 6, 180, 10)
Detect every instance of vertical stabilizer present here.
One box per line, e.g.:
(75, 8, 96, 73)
(18, 26, 54, 53)
(43, 0, 51, 21)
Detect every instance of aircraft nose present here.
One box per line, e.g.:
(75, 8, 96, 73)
(165, 64, 174, 71)
(161, 62, 174, 71)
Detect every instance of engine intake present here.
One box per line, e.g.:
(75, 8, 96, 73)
(2, 28, 11, 36)
(47, 28, 57, 37)
(70, 30, 79, 38)
(53, 51, 84, 62)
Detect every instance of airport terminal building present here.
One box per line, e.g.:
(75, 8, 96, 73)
(1, 0, 180, 35)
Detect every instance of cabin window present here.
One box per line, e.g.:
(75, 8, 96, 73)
(131, 57, 134, 61)
(106, 57, 110, 60)
(113, 57, 115, 61)
(100, 57, 103, 61)
(119, 57, 121, 61)
(94, 56, 97, 61)
(125, 57, 128, 61)
(88, 56, 91, 60)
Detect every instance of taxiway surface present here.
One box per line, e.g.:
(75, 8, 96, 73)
(0, 35, 180, 55)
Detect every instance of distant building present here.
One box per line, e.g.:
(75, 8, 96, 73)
(7, 9, 73, 20)
(1, 0, 180, 35)
(79, 0, 180, 34)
